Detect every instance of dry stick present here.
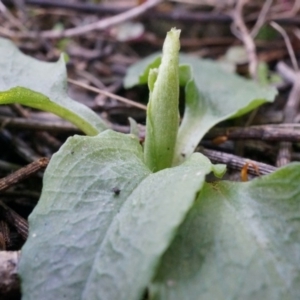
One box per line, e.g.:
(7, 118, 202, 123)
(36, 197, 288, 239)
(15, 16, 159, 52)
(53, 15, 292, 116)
(1, 0, 300, 42)
(0, 0, 26, 31)
(2, 0, 128, 14)
(270, 0, 300, 19)
(0, 157, 49, 192)
(0, 200, 28, 240)
(4, 0, 300, 25)
(113, 122, 300, 142)
(276, 74, 300, 167)
(1, 0, 162, 39)
(0, 220, 10, 249)
(0, 158, 47, 243)
(0, 115, 80, 133)
(200, 147, 277, 176)
(231, 0, 261, 156)
(68, 78, 147, 110)
(270, 22, 299, 71)
(205, 124, 300, 142)
(1, 130, 40, 162)
(250, 0, 273, 37)
(232, 0, 258, 80)
(277, 61, 296, 83)
(271, 22, 300, 167)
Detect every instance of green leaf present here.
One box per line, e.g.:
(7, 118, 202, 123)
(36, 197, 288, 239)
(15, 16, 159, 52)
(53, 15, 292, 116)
(124, 54, 277, 164)
(176, 55, 277, 164)
(124, 54, 161, 88)
(0, 38, 107, 135)
(150, 163, 300, 300)
(19, 130, 224, 300)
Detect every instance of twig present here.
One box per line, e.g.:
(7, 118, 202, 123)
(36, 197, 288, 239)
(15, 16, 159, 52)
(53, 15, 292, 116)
(205, 124, 300, 142)
(0, 157, 49, 192)
(276, 73, 300, 166)
(2, 0, 128, 14)
(272, 24, 300, 166)
(0, 130, 40, 162)
(1, 0, 162, 39)
(270, 21, 299, 71)
(250, 0, 273, 37)
(270, 0, 300, 19)
(199, 147, 277, 176)
(68, 78, 147, 110)
(0, 200, 28, 240)
(3, 1, 300, 27)
(277, 61, 296, 83)
(0, 115, 80, 133)
(232, 0, 258, 79)
(0, 220, 10, 249)
(0, 0, 26, 31)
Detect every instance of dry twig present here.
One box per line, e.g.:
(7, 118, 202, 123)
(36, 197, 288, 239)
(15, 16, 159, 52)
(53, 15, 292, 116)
(271, 23, 300, 166)
(232, 0, 258, 79)
(0, 0, 162, 38)
(68, 78, 147, 110)
(276, 72, 300, 166)
(0, 200, 28, 241)
(0, 157, 49, 192)
(206, 124, 300, 143)
(200, 147, 277, 176)
(270, 21, 299, 71)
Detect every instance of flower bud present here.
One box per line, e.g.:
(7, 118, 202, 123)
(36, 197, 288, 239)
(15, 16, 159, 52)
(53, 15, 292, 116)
(144, 28, 181, 172)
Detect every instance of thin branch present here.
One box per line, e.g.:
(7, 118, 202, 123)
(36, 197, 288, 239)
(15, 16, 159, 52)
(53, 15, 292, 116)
(272, 24, 300, 166)
(0, 200, 28, 241)
(277, 61, 296, 83)
(68, 78, 147, 110)
(270, 21, 299, 71)
(1, 0, 162, 39)
(232, 0, 258, 79)
(0, 0, 26, 31)
(276, 73, 300, 166)
(250, 0, 273, 37)
(0, 115, 79, 133)
(200, 147, 277, 176)
(0, 157, 49, 192)
(205, 124, 300, 142)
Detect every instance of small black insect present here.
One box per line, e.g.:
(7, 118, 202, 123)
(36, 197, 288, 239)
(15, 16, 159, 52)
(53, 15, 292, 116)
(112, 187, 121, 196)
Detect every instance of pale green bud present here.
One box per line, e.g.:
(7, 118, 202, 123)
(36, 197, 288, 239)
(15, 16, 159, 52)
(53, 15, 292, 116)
(144, 28, 181, 172)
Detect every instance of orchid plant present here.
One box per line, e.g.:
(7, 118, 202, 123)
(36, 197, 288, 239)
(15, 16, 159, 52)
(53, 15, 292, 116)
(0, 30, 299, 300)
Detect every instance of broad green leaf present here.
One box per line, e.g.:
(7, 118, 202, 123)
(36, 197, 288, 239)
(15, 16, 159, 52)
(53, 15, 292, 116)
(19, 130, 149, 300)
(124, 54, 277, 164)
(19, 130, 224, 300)
(0, 38, 107, 135)
(81, 153, 224, 300)
(150, 163, 300, 300)
(175, 55, 277, 164)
